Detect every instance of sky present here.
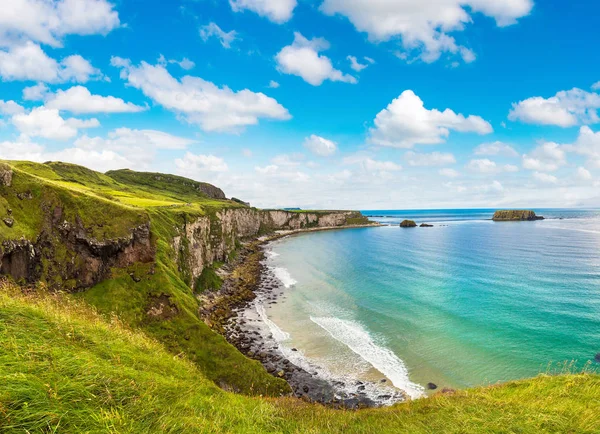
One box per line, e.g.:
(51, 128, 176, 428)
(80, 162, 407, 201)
(1, 0, 600, 209)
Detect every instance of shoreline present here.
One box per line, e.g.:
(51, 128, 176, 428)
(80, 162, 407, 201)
(198, 222, 411, 409)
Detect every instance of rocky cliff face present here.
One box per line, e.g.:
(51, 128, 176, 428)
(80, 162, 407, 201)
(0, 217, 154, 290)
(492, 210, 544, 221)
(173, 209, 368, 289)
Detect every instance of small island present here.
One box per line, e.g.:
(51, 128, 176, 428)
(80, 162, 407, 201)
(400, 220, 417, 227)
(492, 210, 545, 221)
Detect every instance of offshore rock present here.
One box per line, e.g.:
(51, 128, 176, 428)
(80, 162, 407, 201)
(400, 220, 417, 228)
(492, 210, 544, 221)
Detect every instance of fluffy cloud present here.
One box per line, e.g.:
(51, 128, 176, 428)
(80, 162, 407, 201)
(522, 142, 567, 172)
(405, 151, 456, 167)
(303, 135, 337, 157)
(466, 158, 518, 173)
(44, 86, 146, 114)
(0, 100, 25, 116)
(368, 90, 492, 148)
(533, 172, 558, 184)
(23, 83, 49, 100)
(347, 56, 369, 72)
(268, 80, 280, 88)
(563, 126, 600, 168)
(0, 0, 120, 47)
(0, 42, 103, 83)
(439, 168, 460, 178)
(229, 0, 297, 23)
(12, 107, 99, 140)
(271, 153, 304, 166)
(112, 58, 291, 132)
(199, 22, 238, 49)
(474, 141, 518, 157)
(275, 33, 357, 86)
(509, 88, 600, 127)
(320, 0, 532, 63)
(343, 154, 402, 172)
(175, 153, 229, 179)
(158, 55, 195, 70)
(576, 166, 592, 180)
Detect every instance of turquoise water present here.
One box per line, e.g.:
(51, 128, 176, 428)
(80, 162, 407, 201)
(265, 209, 600, 396)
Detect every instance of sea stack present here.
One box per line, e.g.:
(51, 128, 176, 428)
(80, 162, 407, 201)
(400, 220, 417, 228)
(492, 210, 545, 221)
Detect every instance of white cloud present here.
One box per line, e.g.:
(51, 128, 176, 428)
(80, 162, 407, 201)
(158, 54, 195, 70)
(0, 100, 25, 116)
(343, 154, 402, 172)
(347, 55, 369, 72)
(12, 106, 99, 140)
(563, 126, 600, 168)
(368, 90, 492, 148)
(275, 33, 357, 86)
(255, 164, 279, 175)
(268, 80, 280, 88)
(509, 88, 600, 127)
(112, 58, 291, 132)
(59, 55, 104, 82)
(522, 142, 567, 172)
(533, 172, 558, 184)
(76, 128, 194, 151)
(0, 0, 120, 47)
(229, 0, 297, 24)
(44, 86, 146, 114)
(0, 42, 103, 83)
(439, 168, 460, 178)
(576, 166, 592, 180)
(271, 153, 304, 166)
(405, 151, 456, 167)
(23, 83, 49, 101)
(175, 152, 229, 178)
(303, 135, 337, 157)
(320, 0, 532, 63)
(474, 141, 518, 157)
(592, 81, 600, 91)
(466, 158, 518, 173)
(199, 22, 238, 49)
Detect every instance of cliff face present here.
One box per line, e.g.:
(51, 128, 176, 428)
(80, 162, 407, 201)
(173, 209, 368, 289)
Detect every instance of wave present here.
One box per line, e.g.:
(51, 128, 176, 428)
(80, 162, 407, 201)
(256, 303, 290, 342)
(310, 316, 425, 399)
(266, 250, 280, 258)
(273, 267, 297, 288)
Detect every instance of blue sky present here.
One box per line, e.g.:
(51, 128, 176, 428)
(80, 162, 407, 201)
(1, 0, 600, 209)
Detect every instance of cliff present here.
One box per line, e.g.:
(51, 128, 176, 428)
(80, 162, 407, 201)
(0, 160, 372, 396)
(493, 210, 544, 221)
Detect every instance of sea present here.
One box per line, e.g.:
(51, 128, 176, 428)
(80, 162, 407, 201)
(260, 209, 600, 399)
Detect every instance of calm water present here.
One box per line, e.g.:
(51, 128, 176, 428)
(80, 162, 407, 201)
(264, 209, 600, 397)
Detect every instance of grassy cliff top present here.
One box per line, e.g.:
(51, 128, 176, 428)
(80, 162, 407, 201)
(1, 281, 599, 433)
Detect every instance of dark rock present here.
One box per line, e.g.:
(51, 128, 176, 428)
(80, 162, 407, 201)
(427, 382, 438, 390)
(441, 388, 456, 395)
(16, 191, 33, 200)
(400, 220, 417, 228)
(492, 210, 544, 221)
(380, 379, 387, 383)
(595, 353, 600, 363)
(420, 223, 434, 227)
(0, 163, 13, 187)
(291, 348, 298, 352)
(3, 218, 14, 228)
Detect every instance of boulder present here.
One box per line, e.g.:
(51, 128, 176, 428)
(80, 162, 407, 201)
(400, 220, 417, 228)
(0, 163, 13, 187)
(420, 223, 434, 227)
(492, 210, 544, 221)
(427, 382, 438, 390)
(595, 353, 600, 363)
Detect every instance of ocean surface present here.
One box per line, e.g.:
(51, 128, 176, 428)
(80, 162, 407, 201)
(262, 209, 600, 398)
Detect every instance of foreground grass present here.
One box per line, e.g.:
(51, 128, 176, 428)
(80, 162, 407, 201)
(2, 282, 599, 434)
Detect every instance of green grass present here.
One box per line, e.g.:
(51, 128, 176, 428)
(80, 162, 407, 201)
(1, 282, 599, 433)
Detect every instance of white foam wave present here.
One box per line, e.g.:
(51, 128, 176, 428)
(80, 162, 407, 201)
(256, 303, 290, 342)
(310, 316, 425, 399)
(273, 267, 297, 288)
(266, 250, 280, 258)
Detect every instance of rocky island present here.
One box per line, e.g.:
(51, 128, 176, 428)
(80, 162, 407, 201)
(492, 210, 545, 221)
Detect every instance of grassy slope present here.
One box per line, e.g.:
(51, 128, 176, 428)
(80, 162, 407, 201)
(1, 161, 289, 396)
(1, 283, 599, 434)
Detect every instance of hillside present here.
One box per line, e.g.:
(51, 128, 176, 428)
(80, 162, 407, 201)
(1, 160, 599, 433)
(0, 160, 369, 397)
(1, 280, 599, 433)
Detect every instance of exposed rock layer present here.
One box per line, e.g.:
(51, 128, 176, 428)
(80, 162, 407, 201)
(492, 210, 544, 221)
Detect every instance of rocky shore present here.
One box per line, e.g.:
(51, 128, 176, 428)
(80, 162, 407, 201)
(198, 223, 409, 409)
